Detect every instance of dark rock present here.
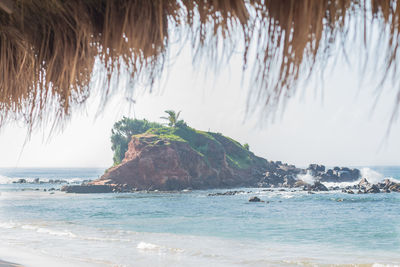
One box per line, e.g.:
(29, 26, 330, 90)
(249, 196, 263, 202)
(351, 169, 361, 179)
(389, 183, 400, 192)
(283, 175, 296, 187)
(381, 179, 400, 193)
(318, 167, 361, 183)
(366, 184, 380, 193)
(309, 181, 329, 192)
(260, 172, 285, 187)
(383, 179, 393, 190)
(307, 164, 325, 175)
(347, 190, 354, 194)
(61, 185, 114, 193)
(358, 178, 370, 188)
(338, 171, 351, 179)
(13, 179, 26, 184)
(294, 180, 309, 188)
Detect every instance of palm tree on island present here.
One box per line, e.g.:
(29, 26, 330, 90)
(160, 110, 181, 127)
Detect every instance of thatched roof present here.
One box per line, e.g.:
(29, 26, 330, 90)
(1, 0, 399, 129)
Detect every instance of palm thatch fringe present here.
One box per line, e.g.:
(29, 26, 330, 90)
(0, 0, 400, 129)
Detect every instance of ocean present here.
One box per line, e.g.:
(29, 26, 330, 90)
(0, 167, 399, 267)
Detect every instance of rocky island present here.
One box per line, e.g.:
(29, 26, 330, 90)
(61, 115, 400, 194)
(64, 115, 269, 192)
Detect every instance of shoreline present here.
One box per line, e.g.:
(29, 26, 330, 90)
(0, 260, 22, 267)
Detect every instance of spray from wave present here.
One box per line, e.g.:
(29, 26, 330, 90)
(296, 171, 316, 184)
(296, 167, 399, 188)
(360, 168, 384, 184)
(0, 175, 11, 184)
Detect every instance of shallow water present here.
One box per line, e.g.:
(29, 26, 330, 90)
(0, 167, 399, 266)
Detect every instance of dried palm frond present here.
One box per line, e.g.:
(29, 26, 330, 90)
(1, 0, 400, 130)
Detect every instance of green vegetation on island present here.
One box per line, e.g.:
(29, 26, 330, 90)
(110, 111, 263, 169)
(111, 117, 163, 165)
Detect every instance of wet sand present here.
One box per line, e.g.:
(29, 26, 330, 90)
(0, 260, 22, 267)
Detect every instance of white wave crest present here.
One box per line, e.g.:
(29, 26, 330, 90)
(296, 167, 396, 188)
(137, 242, 161, 251)
(1, 221, 76, 238)
(296, 170, 316, 184)
(36, 228, 76, 238)
(0, 222, 17, 229)
(322, 181, 359, 188)
(360, 168, 384, 184)
(0, 175, 12, 184)
(137, 241, 184, 254)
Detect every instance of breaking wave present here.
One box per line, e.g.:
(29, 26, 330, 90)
(296, 170, 316, 184)
(360, 168, 384, 184)
(137, 242, 161, 251)
(297, 167, 400, 188)
(0, 221, 76, 238)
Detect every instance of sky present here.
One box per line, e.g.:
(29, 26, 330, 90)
(1, 43, 400, 168)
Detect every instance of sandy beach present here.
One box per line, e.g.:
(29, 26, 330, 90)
(0, 260, 22, 267)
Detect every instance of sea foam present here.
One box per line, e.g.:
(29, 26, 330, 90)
(0, 175, 12, 184)
(137, 242, 161, 251)
(297, 167, 399, 188)
(296, 170, 316, 184)
(360, 167, 384, 184)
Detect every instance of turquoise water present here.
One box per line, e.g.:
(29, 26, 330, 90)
(0, 167, 399, 266)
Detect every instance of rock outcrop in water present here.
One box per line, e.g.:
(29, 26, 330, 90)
(304, 181, 329, 192)
(341, 178, 400, 194)
(71, 127, 269, 191)
(256, 161, 304, 188)
(60, 118, 400, 194)
(307, 164, 361, 183)
(61, 184, 115, 193)
(255, 163, 361, 189)
(61, 132, 367, 193)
